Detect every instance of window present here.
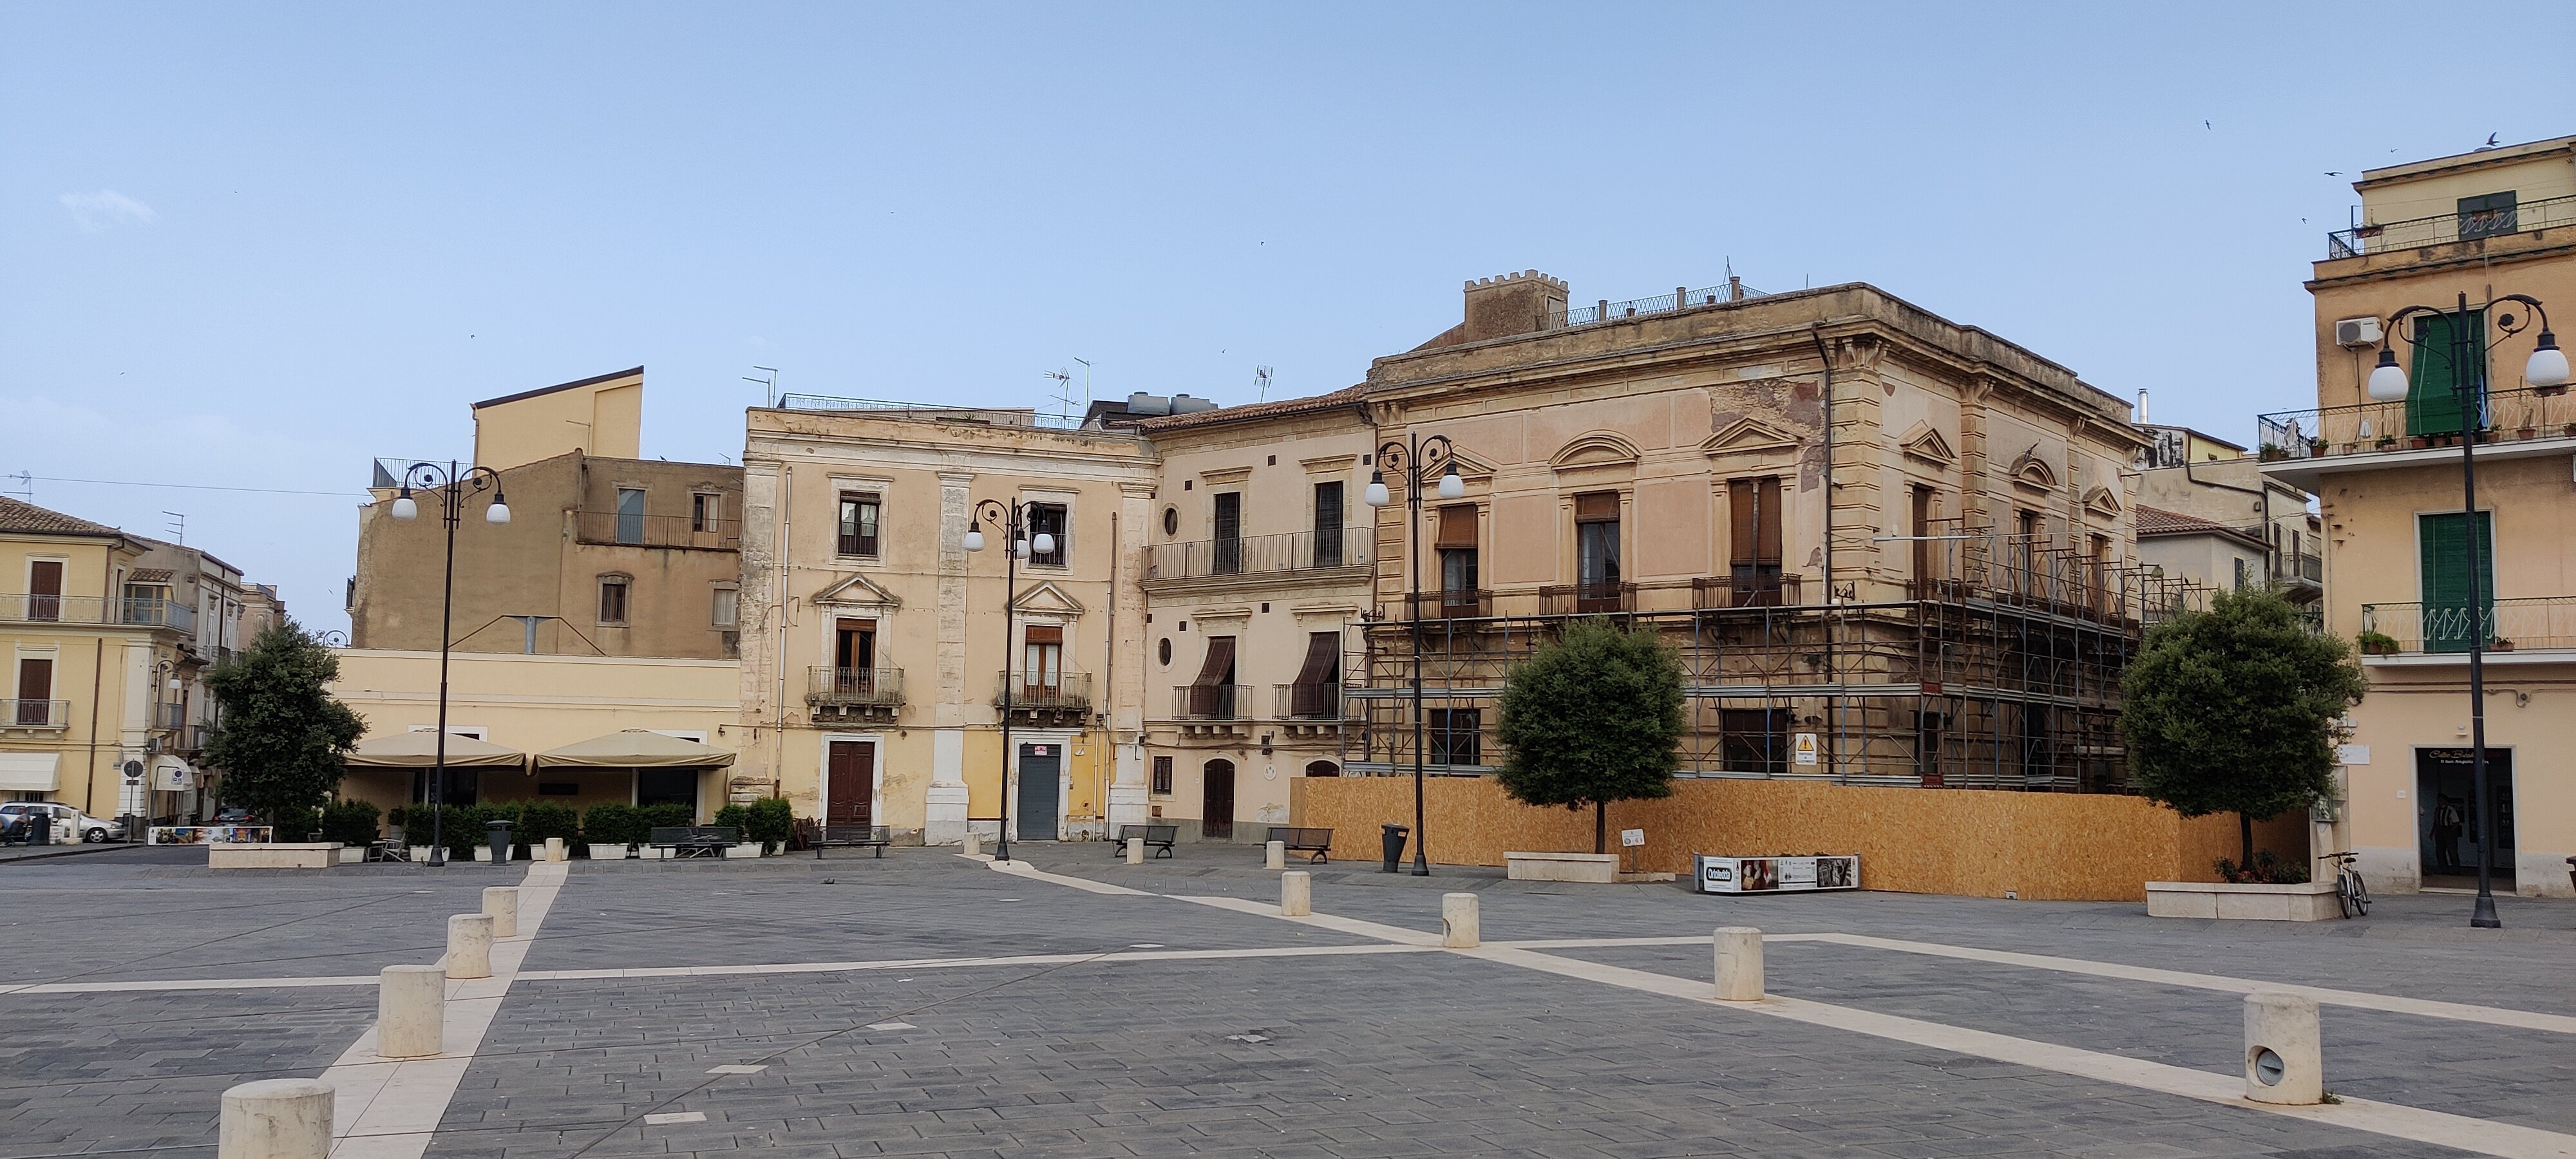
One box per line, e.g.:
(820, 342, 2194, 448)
(2407, 309, 2486, 438)
(837, 492, 880, 557)
(1311, 481, 1344, 568)
(1573, 492, 1622, 609)
(1027, 503, 1068, 567)
(1289, 631, 1340, 717)
(691, 493, 721, 532)
(1720, 708, 1786, 775)
(598, 577, 630, 625)
(835, 618, 876, 676)
(122, 583, 171, 625)
(1162, 507, 1179, 536)
(711, 586, 739, 627)
(1436, 504, 1478, 616)
(1304, 760, 1340, 778)
(1151, 755, 1174, 795)
(1188, 636, 1238, 717)
(1023, 625, 1063, 696)
(1211, 493, 1242, 575)
(1910, 485, 1935, 594)
(2419, 511, 2495, 654)
(2016, 509, 2043, 593)
(615, 488, 647, 545)
(2233, 556, 2249, 591)
(1728, 478, 1785, 605)
(1915, 709, 1944, 781)
(14, 657, 53, 726)
(1427, 708, 1480, 766)
(2458, 190, 2518, 240)
(25, 560, 62, 621)
(2088, 534, 2113, 611)
(1157, 637, 1171, 665)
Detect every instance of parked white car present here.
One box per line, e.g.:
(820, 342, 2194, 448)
(0, 803, 126, 843)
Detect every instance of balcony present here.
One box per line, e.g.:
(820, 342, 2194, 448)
(1273, 682, 1342, 720)
(1540, 581, 1635, 616)
(995, 671, 1092, 723)
(575, 510, 742, 551)
(1171, 684, 1252, 721)
(1144, 530, 1372, 584)
(1692, 574, 1804, 609)
(155, 701, 187, 730)
(5, 699, 70, 730)
(2326, 191, 2576, 259)
(2256, 384, 2576, 485)
(1403, 590, 1491, 621)
(2362, 597, 2576, 656)
(0, 594, 196, 632)
(806, 666, 904, 722)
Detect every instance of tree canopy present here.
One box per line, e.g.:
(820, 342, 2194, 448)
(202, 623, 367, 822)
(1494, 617, 1685, 853)
(2121, 587, 2365, 865)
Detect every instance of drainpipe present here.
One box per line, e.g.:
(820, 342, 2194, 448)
(773, 465, 791, 809)
(1809, 324, 1841, 781)
(1102, 507, 1119, 830)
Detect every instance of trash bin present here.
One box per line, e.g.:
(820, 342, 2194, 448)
(486, 820, 514, 864)
(1379, 824, 1408, 874)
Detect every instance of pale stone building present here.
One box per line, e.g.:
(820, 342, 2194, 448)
(2132, 424, 2322, 602)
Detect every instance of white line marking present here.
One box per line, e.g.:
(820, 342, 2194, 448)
(641, 1111, 705, 1125)
(516, 941, 1437, 981)
(865, 1021, 915, 1031)
(706, 1064, 767, 1074)
(985, 857, 1151, 895)
(6, 974, 381, 994)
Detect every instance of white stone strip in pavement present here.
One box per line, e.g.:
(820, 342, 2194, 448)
(980, 855, 1154, 896)
(516, 941, 1439, 981)
(5, 973, 384, 994)
(316, 861, 568, 1159)
(1173, 894, 1445, 946)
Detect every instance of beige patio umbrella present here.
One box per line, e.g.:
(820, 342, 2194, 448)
(343, 731, 527, 769)
(534, 729, 737, 769)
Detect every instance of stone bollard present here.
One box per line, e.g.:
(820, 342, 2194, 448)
(376, 965, 445, 1059)
(482, 887, 519, 939)
(544, 836, 565, 863)
(1265, 840, 1285, 870)
(218, 1079, 333, 1159)
(445, 913, 494, 980)
(1280, 870, 1311, 916)
(1713, 927, 1764, 1001)
(1126, 836, 1144, 864)
(961, 831, 981, 858)
(2243, 992, 2323, 1104)
(1442, 892, 1480, 948)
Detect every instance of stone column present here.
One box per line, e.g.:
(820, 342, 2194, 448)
(1106, 482, 1157, 829)
(924, 469, 976, 845)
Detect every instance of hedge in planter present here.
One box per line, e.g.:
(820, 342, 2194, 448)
(640, 802, 694, 832)
(582, 802, 641, 850)
(745, 798, 795, 853)
(518, 802, 580, 851)
(320, 800, 381, 846)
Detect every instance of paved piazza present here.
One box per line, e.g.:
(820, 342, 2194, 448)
(4, 845, 2573, 1159)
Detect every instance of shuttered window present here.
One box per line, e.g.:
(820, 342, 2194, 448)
(2407, 309, 2485, 438)
(1189, 637, 1238, 717)
(1728, 478, 1784, 604)
(1289, 631, 1340, 717)
(1435, 505, 1477, 548)
(2419, 511, 2495, 654)
(1575, 492, 1620, 592)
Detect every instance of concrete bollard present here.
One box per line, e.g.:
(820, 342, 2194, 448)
(2243, 992, 2323, 1104)
(445, 913, 494, 980)
(1442, 892, 1479, 948)
(482, 887, 519, 939)
(543, 836, 565, 863)
(218, 1079, 333, 1159)
(1280, 870, 1311, 916)
(1125, 836, 1144, 864)
(1265, 840, 1285, 870)
(1713, 927, 1764, 1001)
(961, 831, 981, 858)
(375, 965, 445, 1059)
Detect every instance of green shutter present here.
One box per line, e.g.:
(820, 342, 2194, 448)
(2419, 511, 2495, 653)
(2405, 310, 2485, 438)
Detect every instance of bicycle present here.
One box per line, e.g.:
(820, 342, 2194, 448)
(2320, 851, 2370, 918)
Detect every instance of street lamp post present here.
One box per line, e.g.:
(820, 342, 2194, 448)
(2367, 292, 2566, 928)
(963, 498, 1056, 865)
(1363, 431, 1463, 878)
(387, 461, 510, 868)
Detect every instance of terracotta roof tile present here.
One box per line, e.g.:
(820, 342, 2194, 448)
(0, 495, 123, 539)
(1134, 384, 1369, 431)
(2135, 505, 2258, 542)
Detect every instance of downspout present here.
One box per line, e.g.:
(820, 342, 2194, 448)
(1357, 401, 1382, 773)
(1809, 324, 1841, 782)
(2179, 457, 2277, 578)
(1101, 507, 1118, 829)
(85, 637, 104, 814)
(773, 464, 791, 808)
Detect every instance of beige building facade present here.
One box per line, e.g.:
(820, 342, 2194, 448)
(2133, 425, 2322, 601)
(2265, 135, 2576, 896)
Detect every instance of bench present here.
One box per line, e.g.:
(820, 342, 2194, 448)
(1112, 824, 1178, 859)
(814, 824, 891, 858)
(1265, 826, 1335, 864)
(365, 839, 412, 863)
(649, 825, 739, 859)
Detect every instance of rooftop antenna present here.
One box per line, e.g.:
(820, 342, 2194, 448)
(1044, 367, 1077, 418)
(1074, 357, 1094, 407)
(2, 471, 30, 502)
(745, 366, 779, 408)
(1255, 365, 1273, 401)
(164, 511, 185, 545)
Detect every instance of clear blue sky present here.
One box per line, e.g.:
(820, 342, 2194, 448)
(6, 3, 2570, 632)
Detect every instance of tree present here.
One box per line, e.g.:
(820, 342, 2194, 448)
(2122, 587, 2366, 867)
(202, 623, 366, 823)
(1494, 617, 1685, 853)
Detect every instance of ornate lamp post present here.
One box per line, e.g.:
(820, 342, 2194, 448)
(386, 461, 510, 867)
(1363, 431, 1463, 877)
(2366, 293, 2565, 928)
(963, 498, 1055, 863)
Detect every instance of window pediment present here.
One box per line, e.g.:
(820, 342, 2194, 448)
(1010, 580, 1087, 616)
(2008, 449, 2059, 493)
(813, 573, 901, 609)
(1548, 431, 1643, 471)
(1701, 417, 1803, 458)
(1897, 422, 1957, 467)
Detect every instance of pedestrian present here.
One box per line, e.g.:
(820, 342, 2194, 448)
(2432, 794, 2465, 874)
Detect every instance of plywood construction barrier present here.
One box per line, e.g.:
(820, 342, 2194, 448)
(1289, 777, 2308, 902)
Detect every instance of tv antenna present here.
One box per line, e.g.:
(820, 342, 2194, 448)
(2, 471, 30, 502)
(744, 366, 779, 408)
(1255, 365, 1273, 402)
(164, 511, 185, 545)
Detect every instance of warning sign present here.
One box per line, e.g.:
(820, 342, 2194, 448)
(1792, 733, 1820, 766)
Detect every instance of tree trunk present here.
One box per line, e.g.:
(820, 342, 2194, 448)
(1595, 801, 1607, 855)
(2239, 811, 2254, 871)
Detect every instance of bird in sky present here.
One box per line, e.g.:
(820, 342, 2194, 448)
(2485, 133, 2501, 147)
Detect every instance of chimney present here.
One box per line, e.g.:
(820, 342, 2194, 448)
(2136, 390, 2150, 424)
(1461, 270, 1570, 343)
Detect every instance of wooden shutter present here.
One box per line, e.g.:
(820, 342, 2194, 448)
(1023, 625, 1063, 645)
(1574, 492, 1619, 522)
(28, 560, 61, 597)
(1728, 480, 1756, 564)
(1435, 505, 1477, 548)
(1189, 637, 1237, 716)
(17, 657, 51, 701)
(2407, 310, 2483, 438)
(1754, 478, 1781, 564)
(2420, 511, 2495, 653)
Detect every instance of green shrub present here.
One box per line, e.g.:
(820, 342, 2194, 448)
(386, 805, 409, 832)
(320, 800, 381, 845)
(582, 802, 640, 846)
(713, 803, 752, 841)
(518, 802, 579, 846)
(272, 804, 323, 842)
(745, 798, 795, 853)
(401, 804, 482, 859)
(640, 802, 693, 832)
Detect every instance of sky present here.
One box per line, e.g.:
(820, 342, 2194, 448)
(6, 3, 2572, 634)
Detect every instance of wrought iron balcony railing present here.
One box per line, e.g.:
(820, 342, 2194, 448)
(805, 666, 905, 706)
(2361, 596, 2576, 654)
(575, 510, 742, 549)
(5, 699, 70, 728)
(2326, 191, 2576, 259)
(1401, 589, 1491, 620)
(1273, 683, 1343, 720)
(1540, 581, 1636, 615)
(995, 671, 1093, 713)
(2257, 383, 2576, 465)
(0, 594, 196, 631)
(1172, 684, 1252, 720)
(1692, 574, 1804, 609)
(1146, 529, 1372, 581)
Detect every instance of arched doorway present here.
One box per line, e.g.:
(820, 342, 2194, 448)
(1202, 759, 1235, 840)
(1303, 760, 1340, 778)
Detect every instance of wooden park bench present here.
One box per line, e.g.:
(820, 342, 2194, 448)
(649, 825, 738, 859)
(814, 824, 891, 858)
(1265, 826, 1335, 864)
(1111, 823, 1178, 859)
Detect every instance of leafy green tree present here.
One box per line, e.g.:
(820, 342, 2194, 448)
(202, 624, 366, 824)
(1494, 617, 1685, 853)
(2123, 587, 2367, 867)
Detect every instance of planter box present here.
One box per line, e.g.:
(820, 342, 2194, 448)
(337, 845, 365, 864)
(210, 842, 338, 870)
(2145, 880, 2338, 921)
(472, 846, 516, 863)
(408, 846, 432, 862)
(1505, 851, 1619, 883)
(587, 843, 628, 861)
(722, 843, 763, 859)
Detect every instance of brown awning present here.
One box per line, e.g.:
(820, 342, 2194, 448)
(535, 729, 736, 769)
(344, 731, 526, 769)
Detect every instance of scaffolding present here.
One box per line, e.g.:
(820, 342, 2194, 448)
(1341, 524, 2211, 793)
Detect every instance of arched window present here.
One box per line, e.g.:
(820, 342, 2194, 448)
(1303, 760, 1340, 778)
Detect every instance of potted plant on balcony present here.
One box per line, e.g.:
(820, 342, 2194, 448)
(2357, 630, 2400, 657)
(2409, 435, 2430, 449)
(2307, 437, 2328, 457)
(2258, 442, 2287, 462)
(2374, 434, 2398, 451)
(2518, 424, 2539, 440)
(2490, 637, 2514, 652)
(2563, 422, 2576, 438)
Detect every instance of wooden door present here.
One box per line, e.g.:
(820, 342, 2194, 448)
(826, 740, 874, 828)
(15, 657, 52, 726)
(1201, 759, 1235, 840)
(835, 619, 876, 692)
(27, 560, 61, 621)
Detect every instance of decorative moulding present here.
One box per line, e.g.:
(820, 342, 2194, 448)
(2081, 485, 2123, 521)
(1290, 602, 1362, 621)
(2007, 449, 2059, 493)
(1896, 422, 1957, 467)
(1300, 454, 1360, 475)
(1548, 431, 1643, 471)
(1701, 417, 1803, 458)
(1200, 466, 1253, 485)
(1009, 581, 1088, 616)
(1190, 604, 1255, 622)
(812, 573, 901, 609)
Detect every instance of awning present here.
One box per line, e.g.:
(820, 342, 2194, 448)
(343, 731, 527, 769)
(0, 752, 61, 792)
(535, 730, 736, 769)
(150, 755, 196, 792)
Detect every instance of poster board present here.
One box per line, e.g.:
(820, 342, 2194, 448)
(1694, 853, 1860, 894)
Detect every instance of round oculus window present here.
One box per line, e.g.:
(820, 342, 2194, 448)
(1158, 638, 1173, 665)
(1162, 507, 1179, 536)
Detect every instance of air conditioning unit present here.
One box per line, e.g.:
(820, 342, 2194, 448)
(2334, 317, 2383, 347)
